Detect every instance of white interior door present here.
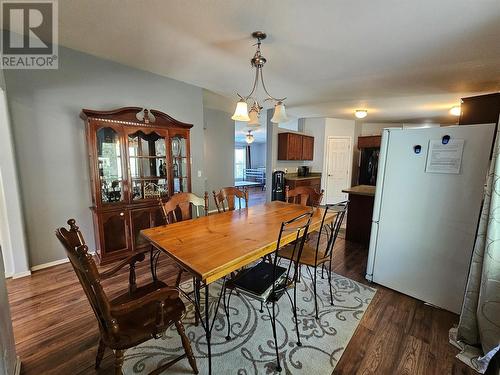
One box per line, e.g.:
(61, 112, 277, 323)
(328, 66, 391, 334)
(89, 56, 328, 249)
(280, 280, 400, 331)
(325, 137, 352, 204)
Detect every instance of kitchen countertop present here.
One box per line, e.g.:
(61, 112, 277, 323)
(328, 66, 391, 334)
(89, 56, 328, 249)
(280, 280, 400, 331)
(285, 173, 322, 181)
(342, 185, 376, 196)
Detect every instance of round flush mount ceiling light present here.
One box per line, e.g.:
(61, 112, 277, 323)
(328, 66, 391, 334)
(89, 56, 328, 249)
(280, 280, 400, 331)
(245, 130, 255, 144)
(449, 106, 461, 116)
(354, 110, 368, 119)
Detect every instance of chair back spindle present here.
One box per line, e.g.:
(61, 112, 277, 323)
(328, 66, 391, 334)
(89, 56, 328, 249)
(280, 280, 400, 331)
(285, 186, 324, 207)
(213, 187, 249, 213)
(55, 220, 114, 336)
(316, 201, 349, 262)
(273, 211, 313, 293)
(160, 192, 209, 224)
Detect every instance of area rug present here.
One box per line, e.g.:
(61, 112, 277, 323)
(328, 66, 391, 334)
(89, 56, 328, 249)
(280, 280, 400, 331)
(123, 267, 376, 374)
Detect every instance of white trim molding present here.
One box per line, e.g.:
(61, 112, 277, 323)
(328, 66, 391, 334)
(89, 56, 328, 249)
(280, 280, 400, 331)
(30, 258, 69, 272)
(11, 270, 31, 279)
(30, 250, 96, 273)
(15, 356, 21, 375)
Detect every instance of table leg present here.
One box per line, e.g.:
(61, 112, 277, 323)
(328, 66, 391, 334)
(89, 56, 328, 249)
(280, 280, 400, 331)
(205, 282, 212, 375)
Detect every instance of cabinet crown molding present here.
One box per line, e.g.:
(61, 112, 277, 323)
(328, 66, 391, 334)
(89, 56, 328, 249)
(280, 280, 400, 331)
(80, 107, 193, 129)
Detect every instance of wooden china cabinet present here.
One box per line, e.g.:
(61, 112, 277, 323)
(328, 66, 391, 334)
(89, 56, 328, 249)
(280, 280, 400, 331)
(81, 107, 192, 264)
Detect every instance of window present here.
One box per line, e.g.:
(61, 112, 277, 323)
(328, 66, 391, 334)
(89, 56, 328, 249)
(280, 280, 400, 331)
(235, 147, 246, 180)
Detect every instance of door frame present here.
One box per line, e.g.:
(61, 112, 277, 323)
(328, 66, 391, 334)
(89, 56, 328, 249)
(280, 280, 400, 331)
(324, 136, 353, 204)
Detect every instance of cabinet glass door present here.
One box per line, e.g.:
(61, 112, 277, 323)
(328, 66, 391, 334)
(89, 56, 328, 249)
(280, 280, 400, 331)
(171, 134, 189, 193)
(128, 130, 169, 201)
(96, 127, 124, 204)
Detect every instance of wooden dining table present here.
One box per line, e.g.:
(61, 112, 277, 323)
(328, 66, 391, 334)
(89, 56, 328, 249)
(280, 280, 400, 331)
(141, 201, 337, 374)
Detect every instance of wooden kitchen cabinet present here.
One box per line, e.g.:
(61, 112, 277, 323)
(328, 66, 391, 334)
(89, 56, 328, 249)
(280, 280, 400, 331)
(302, 135, 314, 160)
(357, 135, 381, 149)
(459, 93, 500, 125)
(278, 132, 314, 160)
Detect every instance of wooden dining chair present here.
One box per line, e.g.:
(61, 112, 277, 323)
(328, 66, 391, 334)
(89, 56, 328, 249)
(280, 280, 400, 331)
(158, 192, 209, 287)
(160, 192, 209, 224)
(285, 185, 324, 207)
(277, 201, 348, 319)
(55, 219, 198, 375)
(222, 211, 313, 372)
(213, 187, 249, 213)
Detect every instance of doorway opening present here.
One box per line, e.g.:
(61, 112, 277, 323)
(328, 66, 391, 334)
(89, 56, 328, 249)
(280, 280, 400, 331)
(234, 120, 267, 207)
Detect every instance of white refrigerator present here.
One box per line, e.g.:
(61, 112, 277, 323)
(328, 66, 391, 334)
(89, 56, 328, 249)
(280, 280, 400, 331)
(366, 124, 495, 314)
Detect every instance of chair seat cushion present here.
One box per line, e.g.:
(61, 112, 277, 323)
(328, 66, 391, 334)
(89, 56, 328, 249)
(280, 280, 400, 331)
(278, 243, 328, 267)
(228, 261, 287, 302)
(108, 281, 185, 349)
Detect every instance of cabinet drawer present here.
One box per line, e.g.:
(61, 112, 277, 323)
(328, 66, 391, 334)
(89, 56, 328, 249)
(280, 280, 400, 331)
(286, 178, 321, 189)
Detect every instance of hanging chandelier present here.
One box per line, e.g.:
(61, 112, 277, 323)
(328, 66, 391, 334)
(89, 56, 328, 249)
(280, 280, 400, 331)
(231, 31, 288, 124)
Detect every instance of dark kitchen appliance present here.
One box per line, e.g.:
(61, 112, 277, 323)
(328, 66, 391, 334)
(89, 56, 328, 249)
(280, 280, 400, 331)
(359, 148, 380, 186)
(297, 166, 310, 177)
(272, 170, 286, 201)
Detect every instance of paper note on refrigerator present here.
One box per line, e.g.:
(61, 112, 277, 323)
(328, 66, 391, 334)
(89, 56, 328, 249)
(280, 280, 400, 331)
(425, 139, 464, 174)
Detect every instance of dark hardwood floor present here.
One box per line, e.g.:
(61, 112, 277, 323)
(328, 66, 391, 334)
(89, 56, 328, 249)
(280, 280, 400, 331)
(6, 207, 485, 374)
(247, 186, 267, 206)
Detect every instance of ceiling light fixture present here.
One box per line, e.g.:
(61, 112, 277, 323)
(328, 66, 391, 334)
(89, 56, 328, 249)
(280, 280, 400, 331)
(231, 31, 288, 124)
(355, 109, 368, 119)
(245, 130, 255, 144)
(449, 106, 461, 116)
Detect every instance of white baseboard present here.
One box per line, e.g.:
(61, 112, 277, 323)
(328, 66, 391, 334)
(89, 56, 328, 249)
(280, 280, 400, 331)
(14, 356, 21, 375)
(30, 250, 96, 273)
(5, 271, 13, 278)
(12, 270, 31, 279)
(30, 258, 69, 272)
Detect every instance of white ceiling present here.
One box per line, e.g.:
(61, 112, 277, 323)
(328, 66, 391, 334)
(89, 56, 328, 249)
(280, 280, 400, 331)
(235, 120, 267, 144)
(58, 0, 500, 122)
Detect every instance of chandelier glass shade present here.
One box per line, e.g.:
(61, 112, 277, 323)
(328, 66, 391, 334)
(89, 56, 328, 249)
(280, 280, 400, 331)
(248, 107, 261, 126)
(232, 31, 288, 124)
(231, 100, 250, 121)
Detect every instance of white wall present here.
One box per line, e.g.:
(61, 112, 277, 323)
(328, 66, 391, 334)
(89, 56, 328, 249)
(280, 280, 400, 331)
(0, 88, 29, 278)
(4, 46, 206, 267)
(360, 122, 403, 136)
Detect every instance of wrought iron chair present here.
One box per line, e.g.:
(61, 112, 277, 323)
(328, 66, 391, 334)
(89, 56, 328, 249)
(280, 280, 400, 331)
(285, 185, 324, 207)
(213, 187, 248, 213)
(277, 201, 348, 319)
(55, 219, 198, 375)
(222, 211, 313, 372)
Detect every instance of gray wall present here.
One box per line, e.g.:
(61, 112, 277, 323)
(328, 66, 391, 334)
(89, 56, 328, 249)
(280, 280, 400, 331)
(0, 247, 17, 375)
(249, 143, 266, 168)
(203, 107, 234, 209)
(4, 46, 205, 267)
